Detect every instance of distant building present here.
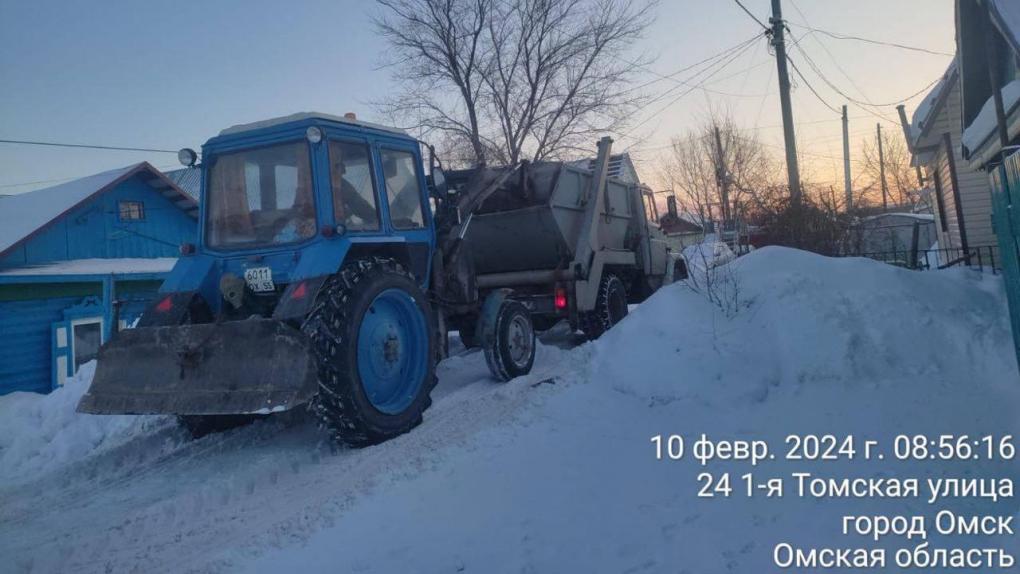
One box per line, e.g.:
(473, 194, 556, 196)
(570, 153, 640, 185)
(0, 163, 197, 394)
(657, 196, 705, 250)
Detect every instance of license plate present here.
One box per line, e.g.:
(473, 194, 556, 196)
(244, 267, 275, 293)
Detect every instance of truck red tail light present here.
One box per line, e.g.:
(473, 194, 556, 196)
(290, 281, 307, 300)
(554, 286, 567, 310)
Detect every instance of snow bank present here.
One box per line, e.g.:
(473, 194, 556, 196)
(246, 248, 1020, 573)
(681, 233, 735, 270)
(0, 361, 168, 484)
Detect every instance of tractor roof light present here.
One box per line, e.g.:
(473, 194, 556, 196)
(306, 126, 323, 144)
(178, 148, 198, 167)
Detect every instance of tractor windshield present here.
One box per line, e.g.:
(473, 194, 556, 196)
(205, 142, 316, 249)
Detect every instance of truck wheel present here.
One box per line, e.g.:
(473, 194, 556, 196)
(581, 273, 628, 340)
(303, 258, 437, 447)
(478, 291, 536, 381)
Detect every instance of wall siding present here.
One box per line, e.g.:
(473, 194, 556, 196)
(0, 295, 83, 394)
(0, 280, 162, 395)
(919, 80, 998, 260)
(0, 175, 196, 268)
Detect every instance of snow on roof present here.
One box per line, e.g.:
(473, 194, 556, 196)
(218, 112, 407, 137)
(909, 59, 957, 143)
(0, 257, 177, 278)
(860, 212, 935, 223)
(962, 79, 1020, 153)
(0, 164, 140, 255)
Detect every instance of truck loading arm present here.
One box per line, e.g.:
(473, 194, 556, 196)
(572, 136, 614, 279)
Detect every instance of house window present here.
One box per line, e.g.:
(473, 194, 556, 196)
(118, 200, 145, 221)
(72, 318, 103, 370)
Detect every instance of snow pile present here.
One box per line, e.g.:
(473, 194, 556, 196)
(0, 361, 167, 484)
(245, 248, 1020, 573)
(682, 233, 736, 270)
(962, 79, 1020, 153)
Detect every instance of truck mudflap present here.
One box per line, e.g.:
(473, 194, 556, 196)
(77, 318, 319, 416)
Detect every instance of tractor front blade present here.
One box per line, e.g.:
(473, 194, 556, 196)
(77, 319, 319, 416)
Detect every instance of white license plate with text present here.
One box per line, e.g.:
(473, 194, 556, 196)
(244, 267, 275, 293)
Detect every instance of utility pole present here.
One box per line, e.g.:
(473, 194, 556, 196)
(877, 123, 889, 210)
(770, 0, 802, 203)
(842, 105, 852, 210)
(714, 125, 730, 222)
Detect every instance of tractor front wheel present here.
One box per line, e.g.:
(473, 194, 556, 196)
(303, 258, 437, 447)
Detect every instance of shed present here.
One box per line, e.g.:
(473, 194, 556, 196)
(0, 162, 197, 394)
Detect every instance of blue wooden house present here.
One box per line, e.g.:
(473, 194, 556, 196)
(0, 162, 197, 394)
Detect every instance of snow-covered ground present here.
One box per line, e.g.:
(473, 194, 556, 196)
(2, 247, 1018, 573)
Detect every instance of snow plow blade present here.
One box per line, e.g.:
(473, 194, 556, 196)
(77, 319, 319, 416)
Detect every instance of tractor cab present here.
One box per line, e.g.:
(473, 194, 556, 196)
(149, 113, 436, 323)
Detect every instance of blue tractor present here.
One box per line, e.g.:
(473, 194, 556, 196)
(79, 112, 682, 445)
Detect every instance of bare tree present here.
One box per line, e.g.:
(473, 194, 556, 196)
(859, 130, 924, 210)
(659, 113, 779, 229)
(375, 0, 655, 166)
(375, 0, 492, 164)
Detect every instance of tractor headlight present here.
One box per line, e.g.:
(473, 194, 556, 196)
(178, 148, 198, 167)
(306, 126, 323, 144)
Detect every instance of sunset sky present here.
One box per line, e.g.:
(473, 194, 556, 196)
(0, 0, 955, 194)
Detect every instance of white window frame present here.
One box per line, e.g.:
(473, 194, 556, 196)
(70, 316, 104, 373)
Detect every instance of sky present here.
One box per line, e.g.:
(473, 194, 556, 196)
(0, 0, 956, 194)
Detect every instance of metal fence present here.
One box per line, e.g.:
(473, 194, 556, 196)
(849, 245, 1000, 274)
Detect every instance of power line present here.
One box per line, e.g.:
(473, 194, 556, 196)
(786, 54, 841, 114)
(623, 33, 765, 96)
(622, 36, 764, 143)
(787, 22, 954, 57)
(732, 0, 770, 31)
(0, 138, 180, 154)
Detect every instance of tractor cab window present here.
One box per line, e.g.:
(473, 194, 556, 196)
(381, 149, 425, 229)
(206, 142, 316, 249)
(328, 141, 380, 231)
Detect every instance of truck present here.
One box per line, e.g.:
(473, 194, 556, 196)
(78, 112, 686, 446)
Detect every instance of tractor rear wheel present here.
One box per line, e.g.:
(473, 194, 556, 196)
(581, 273, 628, 340)
(303, 258, 437, 447)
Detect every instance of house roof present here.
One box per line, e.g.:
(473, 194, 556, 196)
(162, 167, 201, 200)
(989, 0, 1020, 55)
(909, 59, 958, 146)
(0, 258, 177, 283)
(0, 162, 197, 258)
(956, 0, 1020, 165)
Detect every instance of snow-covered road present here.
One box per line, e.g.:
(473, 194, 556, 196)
(3, 247, 1020, 573)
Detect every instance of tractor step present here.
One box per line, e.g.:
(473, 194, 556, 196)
(77, 318, 318, 416)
